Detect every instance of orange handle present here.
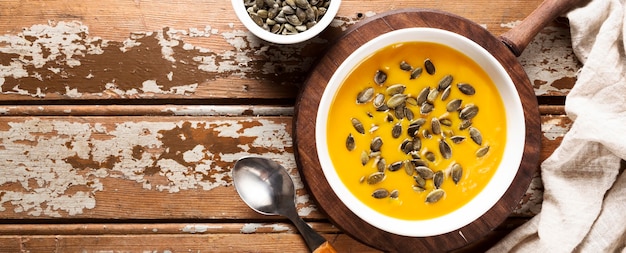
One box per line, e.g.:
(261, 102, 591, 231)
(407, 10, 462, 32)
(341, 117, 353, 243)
(500, 0, 588, 56)
(312, 241, 337, 253)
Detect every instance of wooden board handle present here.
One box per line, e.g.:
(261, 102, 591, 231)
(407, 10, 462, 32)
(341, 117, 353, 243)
(500, 0, 588, 56)
(312, 241, 337, 253)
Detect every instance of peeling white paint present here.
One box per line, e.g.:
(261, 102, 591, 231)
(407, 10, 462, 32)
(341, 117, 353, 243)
(513, 175, 544, 216)
(500, 20, 523, 29)
(240, 223, 261, 234)
(163, 105, 294, 116)
(0, 118, 300, 216)
(141, 80, 164, 93)
(542, 117, 571, 140)
(501, 22, 579, 95)
(239, 223, 292, 234)
(269, 223, 291, 232)
(181, 224, 223, 234)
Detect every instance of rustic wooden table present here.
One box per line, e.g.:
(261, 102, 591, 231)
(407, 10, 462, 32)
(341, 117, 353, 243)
(0, 0, 577, 252)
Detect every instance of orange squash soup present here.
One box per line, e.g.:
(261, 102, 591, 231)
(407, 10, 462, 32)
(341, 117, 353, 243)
(326, 42, 506, 220)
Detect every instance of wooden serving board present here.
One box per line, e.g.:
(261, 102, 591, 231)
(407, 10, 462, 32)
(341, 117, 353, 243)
(294, 9, 541, 252)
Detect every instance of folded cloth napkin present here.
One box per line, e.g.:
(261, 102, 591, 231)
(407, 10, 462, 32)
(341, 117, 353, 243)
(489, 0, 626, 252)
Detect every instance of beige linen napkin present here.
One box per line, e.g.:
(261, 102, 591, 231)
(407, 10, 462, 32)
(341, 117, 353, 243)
(489, 0, 626, 252)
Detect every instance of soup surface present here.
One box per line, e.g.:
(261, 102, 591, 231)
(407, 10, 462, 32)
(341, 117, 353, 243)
(326, 42, 507, 220)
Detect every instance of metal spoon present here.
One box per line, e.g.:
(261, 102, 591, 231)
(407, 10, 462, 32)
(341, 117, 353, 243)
(232, 156, 336, 253)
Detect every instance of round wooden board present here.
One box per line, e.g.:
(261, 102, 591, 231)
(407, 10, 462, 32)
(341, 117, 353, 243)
(293, 9, 541, 252)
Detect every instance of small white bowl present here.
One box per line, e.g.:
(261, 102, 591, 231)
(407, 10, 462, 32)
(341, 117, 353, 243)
(315, 28, 526, 237)
(231, 0, 341, 44)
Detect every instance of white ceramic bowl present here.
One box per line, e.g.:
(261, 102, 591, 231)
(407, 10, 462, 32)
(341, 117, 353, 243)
(315, 28, 525, 237)
(231, 0, 341, 44)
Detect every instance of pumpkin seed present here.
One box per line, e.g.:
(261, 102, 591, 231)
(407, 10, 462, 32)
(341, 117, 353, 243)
(357, 87, 375, 104)
(369, 124, 379, 134)
(394, 104, 406, 120)
(367, 172, 386, 185)
(400, 139, 413, 154)
(404, 160, 416, 176)
(446, 98, 462, 112)
(439, 139, 452, 159)
(433, 170, 444, 189)
(457, 83, 476, 95)
(294, 0, 309, 9)
(411, 158, 427, 167)
(410, 67, 423, 79)
(450, 135, 466, 144)
(413, 185, 426, 192)
(420, 102, 434, 114)
(392, 122, 402, 138)
(372, 188, 390, 199)
(412, 137, 422, 151)
(476, 145, 490, 157)
(416, 87, 429, 105)
(469, 127, 483, 145)
(388, 161, 403, 172)
(387, 94, 407, 108)
(404, 107, 414, 121)
(424, 58, 436, 75)
(438, 74, 453, 91)
(286, 14, 303, 26)
(351, 118, 365, 134)
(373, 93, 385, 108)
(360, 150, 369, 165)
(390, 189, 399, 199)
(415, 166, 434, 179)
(422, 129, 432, 139)
(459, 119, 472, 130)
(426, 189, 445, 203)
(425, 150, 436, 162)
(373, 158, 384, 173)
(427, 88, 439, 103)
(376, 104, 389, 112)
(431, 118, 441, 135)
(369, 151, 381, 158)
(386, 84, 406, 96)
(450, 163, 463, 184)
(400, 61, 412, 71)
(345, 133, 355, 151)
(459, 104, 479, 120)
(374, 70, 387, 85)
(414, 174, 426, 188)
(439, 118, 453, 126)
(406, 96, 418, 106)
(370, 136, 383, 152)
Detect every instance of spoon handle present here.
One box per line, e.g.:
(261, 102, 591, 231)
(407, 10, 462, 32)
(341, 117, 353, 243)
(499, 0, 587, 56)
(288, 213, 336, 253)
(312, 241, 337, 253)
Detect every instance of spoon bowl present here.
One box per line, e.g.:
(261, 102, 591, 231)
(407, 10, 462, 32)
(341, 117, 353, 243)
(232, 157, 336, 253)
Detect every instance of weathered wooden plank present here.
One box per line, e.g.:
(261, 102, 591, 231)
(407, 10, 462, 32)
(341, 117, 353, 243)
(0, 115, 570, 220)
(0, 0, 578, 100)
(0, 105, 295, 116)
(0, 233, 380, 252)
(0, 222, 338, 235)
(0, 0, 546, 40)
(0, 104, 560, 117)
(0, 218, 533, 252)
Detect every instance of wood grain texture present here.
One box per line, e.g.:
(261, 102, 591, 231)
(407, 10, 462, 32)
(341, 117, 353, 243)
(0, 0, 577, 100)
(0, 0, 580, 251)
(0, 114, 567, 220)
(294, 9, 542, 252)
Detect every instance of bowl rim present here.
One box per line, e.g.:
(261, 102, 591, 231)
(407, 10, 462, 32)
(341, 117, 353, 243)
(231, 0, 342, 44)
(315, 27, 526, 237)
